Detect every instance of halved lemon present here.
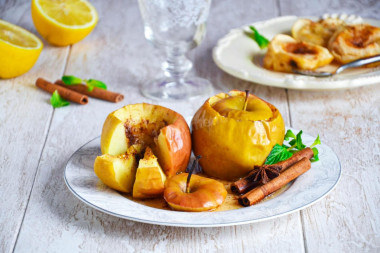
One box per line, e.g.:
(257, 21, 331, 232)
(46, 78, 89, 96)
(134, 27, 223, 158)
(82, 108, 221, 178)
(31, 0, 98, 46)
(0, 19, 43, 79)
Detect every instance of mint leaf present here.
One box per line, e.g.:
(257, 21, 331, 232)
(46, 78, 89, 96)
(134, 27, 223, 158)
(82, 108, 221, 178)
(265, 144, 293, 165)
(85, 79, 107, 91)
(295, 130, 306, 150)
(310, 135, 321, 148)
(62, 75, 83, 85)
(249, 26, 269, 49)
(311, 147, 319, 162)
(284, 129, 296, 141)
(50, 90, 70, 108)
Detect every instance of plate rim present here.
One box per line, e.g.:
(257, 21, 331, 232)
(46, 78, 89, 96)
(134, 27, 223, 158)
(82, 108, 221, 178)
(212, 15, 380, 90)
(64, 129, 341, 227)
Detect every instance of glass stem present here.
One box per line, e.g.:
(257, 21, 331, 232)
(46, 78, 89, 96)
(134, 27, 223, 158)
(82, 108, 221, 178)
(162, 49, 192, 85)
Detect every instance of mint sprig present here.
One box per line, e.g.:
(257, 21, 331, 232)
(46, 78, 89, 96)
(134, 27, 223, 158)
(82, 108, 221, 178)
(61, 75, 108, 92)
(248, 26, 269, 49)
(50, 90, 70, 108)
(265, 130, 321, 164)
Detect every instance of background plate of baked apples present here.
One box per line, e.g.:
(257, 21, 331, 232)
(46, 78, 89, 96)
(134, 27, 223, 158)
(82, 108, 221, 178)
(213, 15, 380, 90)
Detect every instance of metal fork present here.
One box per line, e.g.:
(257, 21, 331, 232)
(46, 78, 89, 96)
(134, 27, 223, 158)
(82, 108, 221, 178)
(292, 54, 380, 77)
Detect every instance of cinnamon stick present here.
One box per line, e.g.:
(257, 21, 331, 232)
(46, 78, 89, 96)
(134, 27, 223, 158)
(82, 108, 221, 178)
(55, 80, 124, 103)
(36, 78, 88, 105)
(231, 148, 314, 194)
(238, 157, 311, 206)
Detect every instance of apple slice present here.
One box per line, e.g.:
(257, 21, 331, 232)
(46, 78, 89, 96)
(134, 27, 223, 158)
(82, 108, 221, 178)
(133, 147, 167, 199)
(94, 145, 142, 193)
(164, 173, 227, 212)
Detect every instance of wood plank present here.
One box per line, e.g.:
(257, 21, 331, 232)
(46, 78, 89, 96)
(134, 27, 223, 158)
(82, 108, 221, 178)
(287, 87, 380, 252)
(280, 1, 380, 252)
(13, 0, 303, 252)
(0, 1, 69, 252)
(279, 0, 380, 19)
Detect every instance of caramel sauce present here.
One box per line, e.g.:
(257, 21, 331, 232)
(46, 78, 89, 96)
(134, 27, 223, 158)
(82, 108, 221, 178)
(347, 25, 375, 48)
(284, 42, 317, 55)
(122, 175, 291, 212)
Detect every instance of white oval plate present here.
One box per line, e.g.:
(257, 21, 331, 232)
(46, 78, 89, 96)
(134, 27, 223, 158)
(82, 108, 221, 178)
(64, 128, 341, 227)
(213, 16, 380, 90)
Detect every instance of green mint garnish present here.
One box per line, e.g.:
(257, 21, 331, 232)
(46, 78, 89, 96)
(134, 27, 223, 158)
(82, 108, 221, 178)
(248, 26, 269, 49)
(264, 144, 293, 165)
(61, 75, 107, 92)
(85, 79, 107, 92)
(265, 130, 321, 164)
(50, 90, 70, 108)
(62, 75, 83, 85)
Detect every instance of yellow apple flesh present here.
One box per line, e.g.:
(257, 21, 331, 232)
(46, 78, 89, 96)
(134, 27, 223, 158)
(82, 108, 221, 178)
(212, 95, 273, 121)
(94, 145, 141, 193)
(164, 173, 227, 212)
(133, 147, 167, 199)
(191, 90, 285, 180)
(100, 103, 191, 177)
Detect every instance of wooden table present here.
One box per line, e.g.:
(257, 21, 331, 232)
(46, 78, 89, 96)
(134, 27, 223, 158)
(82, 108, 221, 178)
(1, 0, 379, 252)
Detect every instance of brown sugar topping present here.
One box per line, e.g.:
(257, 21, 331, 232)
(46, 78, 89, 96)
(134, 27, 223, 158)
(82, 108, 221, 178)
(284, 42, 317, 55)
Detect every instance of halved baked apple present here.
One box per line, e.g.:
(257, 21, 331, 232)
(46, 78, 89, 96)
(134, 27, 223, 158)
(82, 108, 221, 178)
(292, 18, 345, 47)
(328, 24, 380, 64)
(263, 34, 334, 72)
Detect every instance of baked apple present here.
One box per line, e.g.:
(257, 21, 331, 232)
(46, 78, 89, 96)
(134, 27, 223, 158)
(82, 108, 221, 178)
(94, 144, 142, 193)
(191, 90, 285, 180)
(100, 103, 191, 177)
(292, 18, 345, 47)
(164, 173, 227, 212)
(263, 34, 333, 72)
(328, 24, 380, 64)
(133, 147, 166, 199)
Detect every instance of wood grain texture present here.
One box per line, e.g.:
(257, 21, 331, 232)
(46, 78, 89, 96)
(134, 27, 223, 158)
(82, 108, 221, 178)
(280, 1, 380, 252)
(279, 0, 380, 19)
(288, 87, 380, 252)
(0, 1, 69, 252)
(2, 0, 379, 252)
(11, 0, 303, 252)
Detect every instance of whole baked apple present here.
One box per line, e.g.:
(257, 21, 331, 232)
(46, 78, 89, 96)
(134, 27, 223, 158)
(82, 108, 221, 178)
(100, 103, 191, 177)
(191, 90, 285, 180)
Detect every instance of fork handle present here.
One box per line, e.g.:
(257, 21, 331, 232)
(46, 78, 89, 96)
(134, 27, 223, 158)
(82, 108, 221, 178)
(336, 54, 380, 74)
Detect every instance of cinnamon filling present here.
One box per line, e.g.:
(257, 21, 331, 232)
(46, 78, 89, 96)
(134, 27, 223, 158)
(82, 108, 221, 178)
(125, 119, 168, 146)
(284, 42, 317, 55)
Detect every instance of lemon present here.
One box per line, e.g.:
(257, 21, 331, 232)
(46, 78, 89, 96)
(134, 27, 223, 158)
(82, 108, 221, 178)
(31, 0, 98, 46)
(0, 19, 43, 79)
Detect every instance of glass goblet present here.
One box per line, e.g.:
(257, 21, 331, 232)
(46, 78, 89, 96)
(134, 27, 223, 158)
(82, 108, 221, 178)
(138, 0, 213, 100)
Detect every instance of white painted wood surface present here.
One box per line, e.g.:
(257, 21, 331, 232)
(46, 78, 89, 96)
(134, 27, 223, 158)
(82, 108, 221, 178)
(0, 0, 379, 252)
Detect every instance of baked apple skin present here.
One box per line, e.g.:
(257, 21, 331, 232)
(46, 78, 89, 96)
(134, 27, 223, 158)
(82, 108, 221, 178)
(191, 90, 285, 180)
(164, 173, 227, 212)
(100, 103, 191, 177)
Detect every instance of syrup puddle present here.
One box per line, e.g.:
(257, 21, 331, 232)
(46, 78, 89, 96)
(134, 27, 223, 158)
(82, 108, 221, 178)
(121, 175, 291, 212)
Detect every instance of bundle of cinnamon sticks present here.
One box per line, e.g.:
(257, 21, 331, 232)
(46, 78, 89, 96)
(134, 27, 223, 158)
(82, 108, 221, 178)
(35, 78, 124, 104)
(231, 148, 314, 206)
